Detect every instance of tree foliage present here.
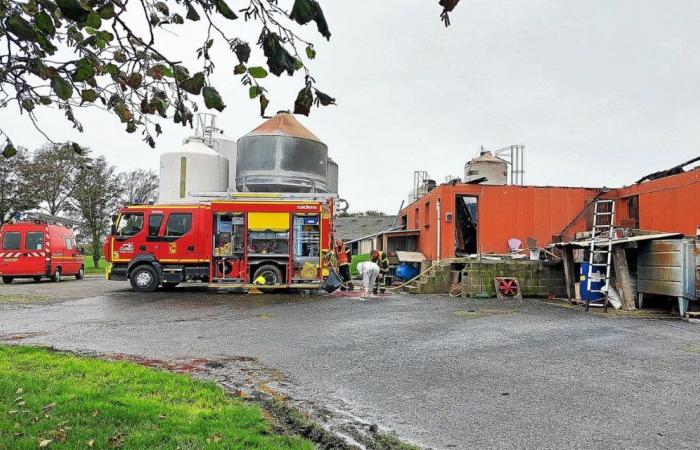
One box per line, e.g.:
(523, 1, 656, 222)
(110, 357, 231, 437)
(23, 142, 89, 215)
(0, 1, 460, 156)
(0, 0, 341, 155)
(71, 154, 121, 267)
(118, 168, 158, 205)
(0, 146, 37, 223)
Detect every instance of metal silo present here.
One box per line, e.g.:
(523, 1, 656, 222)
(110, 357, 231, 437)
(327, 158, 339, 194)
(236, 112, 329, 193)
(464, 151, 508, 185)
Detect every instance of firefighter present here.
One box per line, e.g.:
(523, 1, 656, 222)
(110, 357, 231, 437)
(356, 261, 380, 297)
(370, 249, 390, 294)
(333, 239, 354, 291)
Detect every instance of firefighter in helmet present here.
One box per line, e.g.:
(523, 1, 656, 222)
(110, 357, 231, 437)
(370, 249, 390, 294)
(333, 239, 354, 291)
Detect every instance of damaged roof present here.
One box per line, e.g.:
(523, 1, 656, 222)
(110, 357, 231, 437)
(335, 216, 397, 243)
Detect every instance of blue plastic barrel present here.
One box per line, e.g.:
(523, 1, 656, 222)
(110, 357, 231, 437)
(395, 263, 419, 281)
(580, 262, 604, 301)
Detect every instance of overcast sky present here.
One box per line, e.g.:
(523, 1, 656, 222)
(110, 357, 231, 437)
(3, 0, 700, 213)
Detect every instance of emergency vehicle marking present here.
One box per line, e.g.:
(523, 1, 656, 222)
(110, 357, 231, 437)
(119, 242, 134, 253)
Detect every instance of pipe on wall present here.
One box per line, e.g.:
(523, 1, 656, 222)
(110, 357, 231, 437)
(436, 198, 441, 261)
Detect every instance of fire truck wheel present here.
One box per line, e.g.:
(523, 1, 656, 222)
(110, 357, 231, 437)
(253, 265, 283, 285)
(75, 266, 84, 280)
(130, 265, 159, 292)
(1, 276, 13, 284)
(52, 268, 62, 283)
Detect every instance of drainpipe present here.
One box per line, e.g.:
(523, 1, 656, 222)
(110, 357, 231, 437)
(436, 198, 441, 261)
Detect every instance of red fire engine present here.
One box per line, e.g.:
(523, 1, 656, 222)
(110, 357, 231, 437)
(0, 215, 85, 283)
(104, 194, 335, 292)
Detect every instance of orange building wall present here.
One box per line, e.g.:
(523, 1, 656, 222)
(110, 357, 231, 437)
(615, 168, 700, 235)
(400, 168, 700, 260)
(400, 184, 601, 259)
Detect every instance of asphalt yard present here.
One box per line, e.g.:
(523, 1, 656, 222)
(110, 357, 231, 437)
(1, 278, 698, 449)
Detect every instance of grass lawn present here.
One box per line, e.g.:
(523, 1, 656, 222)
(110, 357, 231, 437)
(83, 257, 107, 275)
(0, 345, 313, 449)
(350, 253, 370, 277)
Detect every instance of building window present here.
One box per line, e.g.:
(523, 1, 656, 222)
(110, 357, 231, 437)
(627, 196, 640, 228)
(425, 201, 431, 226)
(414, 207, 419, 229)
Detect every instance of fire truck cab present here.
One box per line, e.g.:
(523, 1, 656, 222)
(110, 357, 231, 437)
(104, 195, 334, 292)
(0, 219, 84, 283)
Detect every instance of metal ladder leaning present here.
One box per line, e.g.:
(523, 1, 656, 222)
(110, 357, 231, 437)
(586, 199, 616, 312)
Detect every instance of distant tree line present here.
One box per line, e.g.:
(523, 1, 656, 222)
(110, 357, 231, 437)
(0, 144, 158, 266)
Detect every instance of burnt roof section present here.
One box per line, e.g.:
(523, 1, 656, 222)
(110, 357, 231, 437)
(243, 111, 322, 143)
(335, 216, 397, 243)
(635, 155, 700, 184)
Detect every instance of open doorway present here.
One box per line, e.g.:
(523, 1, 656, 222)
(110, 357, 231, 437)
(455, 195, 478, 255)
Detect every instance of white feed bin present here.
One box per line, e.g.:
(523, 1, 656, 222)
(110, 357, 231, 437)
(158, 141, 229, 203)
(464, 151, 508, 185)
(186, 129, 237, 192)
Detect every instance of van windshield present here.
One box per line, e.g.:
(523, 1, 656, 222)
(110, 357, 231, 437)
(2, 232, 20, 250)
(25, 232, 44, 250)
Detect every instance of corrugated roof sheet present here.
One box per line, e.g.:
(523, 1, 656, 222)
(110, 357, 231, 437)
(335, 216, 397, 242)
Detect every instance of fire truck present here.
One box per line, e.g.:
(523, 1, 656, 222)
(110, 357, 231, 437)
(104, 194, 335, 292)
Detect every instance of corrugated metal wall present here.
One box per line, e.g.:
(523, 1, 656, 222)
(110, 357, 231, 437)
(399, 168, 700, 260)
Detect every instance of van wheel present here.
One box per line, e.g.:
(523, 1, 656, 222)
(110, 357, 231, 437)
(161, 282, 180, 291)
(130, 265, 159, 292)
(1, 276, 13, 284)
(51, 269, 62, 283)
(75, 266, 84, 280)
(33, 276, 42, 282)
(253, 265, 283, 285)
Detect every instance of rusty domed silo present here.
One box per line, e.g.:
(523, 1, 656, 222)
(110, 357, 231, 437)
(235, 112, 329, 193)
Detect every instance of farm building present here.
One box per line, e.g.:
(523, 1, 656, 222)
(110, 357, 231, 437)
(382, 160, 700, 261)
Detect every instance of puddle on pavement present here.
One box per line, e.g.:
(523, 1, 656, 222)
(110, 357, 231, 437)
(452, 308, 520, 319)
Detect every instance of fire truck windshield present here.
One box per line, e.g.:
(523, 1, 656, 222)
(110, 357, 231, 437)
(116, 213, 144, 237)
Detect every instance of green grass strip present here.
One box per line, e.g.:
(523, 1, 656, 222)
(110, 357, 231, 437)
(0, 345, 313, 449)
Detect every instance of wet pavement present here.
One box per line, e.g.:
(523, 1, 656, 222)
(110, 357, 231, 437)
(1, 278, 699, 449)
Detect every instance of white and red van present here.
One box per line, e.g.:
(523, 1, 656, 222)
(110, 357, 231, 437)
(0, 220, 84, 283)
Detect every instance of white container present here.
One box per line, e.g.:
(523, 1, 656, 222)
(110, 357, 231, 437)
(158, 141, 229, 203)
(464, 151, 508, 185)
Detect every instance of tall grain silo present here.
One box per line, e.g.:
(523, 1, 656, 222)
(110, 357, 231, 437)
(327, 158, 339, 194)
(464, 151, 508, 185)
(236, 112, 329, 193)
(158, 141, 229, 203)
